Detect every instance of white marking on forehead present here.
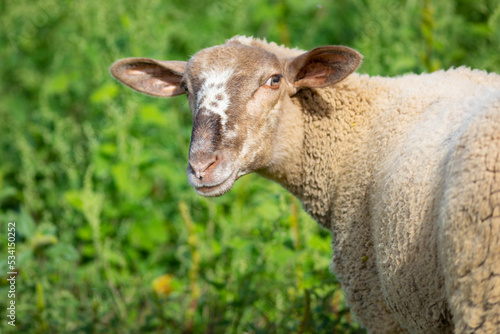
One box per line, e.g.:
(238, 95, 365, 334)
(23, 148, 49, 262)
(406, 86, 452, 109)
(196, 67, 234, 127)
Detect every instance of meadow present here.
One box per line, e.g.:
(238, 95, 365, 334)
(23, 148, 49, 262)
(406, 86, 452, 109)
(0, 0, 499, 333)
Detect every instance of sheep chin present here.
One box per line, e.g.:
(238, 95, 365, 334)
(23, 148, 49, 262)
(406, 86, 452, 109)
(192, 169, 239, 197)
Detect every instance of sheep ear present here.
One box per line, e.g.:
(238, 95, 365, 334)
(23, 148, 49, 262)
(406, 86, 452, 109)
(287, 46, 362, 89)
(110, 58, 187, 97)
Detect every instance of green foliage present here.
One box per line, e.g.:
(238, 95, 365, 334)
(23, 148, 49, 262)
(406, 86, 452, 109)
(0, 0, 499, 332)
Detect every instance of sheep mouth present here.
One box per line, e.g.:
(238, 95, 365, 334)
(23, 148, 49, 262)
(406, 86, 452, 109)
(193, 170, 239, 197)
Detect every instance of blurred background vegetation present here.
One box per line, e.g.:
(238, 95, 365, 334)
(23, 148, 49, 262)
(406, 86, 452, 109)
(0, 0, 499, 333)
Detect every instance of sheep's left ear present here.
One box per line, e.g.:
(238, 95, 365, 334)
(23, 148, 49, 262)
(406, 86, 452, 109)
(287, 46, 362, 89)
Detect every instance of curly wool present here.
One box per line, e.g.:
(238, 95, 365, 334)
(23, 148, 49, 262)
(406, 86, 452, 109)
(279, 67, 500, 333)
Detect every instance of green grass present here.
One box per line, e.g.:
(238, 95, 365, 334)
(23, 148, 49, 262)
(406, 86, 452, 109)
(0, 0, 499, 332)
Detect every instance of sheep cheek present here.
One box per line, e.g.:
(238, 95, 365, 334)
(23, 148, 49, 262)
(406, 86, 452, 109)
(238, 93, 281, 173)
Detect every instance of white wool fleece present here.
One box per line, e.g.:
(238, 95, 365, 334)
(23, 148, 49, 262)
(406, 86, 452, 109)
(281, 67, 500, 333)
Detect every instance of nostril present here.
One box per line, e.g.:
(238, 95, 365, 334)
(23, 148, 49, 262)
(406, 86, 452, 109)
(189, 156, 219, 180)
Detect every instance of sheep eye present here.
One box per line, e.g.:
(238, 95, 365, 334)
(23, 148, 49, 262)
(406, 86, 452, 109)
(183, 83, 189, 93)
(264, 74, 282, 89)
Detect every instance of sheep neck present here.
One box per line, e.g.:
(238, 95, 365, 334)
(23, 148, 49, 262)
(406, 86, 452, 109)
(257, 74, 400, 331)
(260, 73, 383, 229)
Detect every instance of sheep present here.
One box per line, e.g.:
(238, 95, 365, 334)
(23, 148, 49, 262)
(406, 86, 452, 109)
(110, 35, 500, 333)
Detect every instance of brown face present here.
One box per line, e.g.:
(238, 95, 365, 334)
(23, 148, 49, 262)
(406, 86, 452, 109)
(110, 39, 362, 197)
(182, 44, 288, 196)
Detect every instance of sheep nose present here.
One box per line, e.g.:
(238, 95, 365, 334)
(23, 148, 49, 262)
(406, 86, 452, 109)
(189, 156, 219, 180)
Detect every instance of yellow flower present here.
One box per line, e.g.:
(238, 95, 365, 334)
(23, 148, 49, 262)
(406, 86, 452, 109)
(152, 274, 173, 297)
